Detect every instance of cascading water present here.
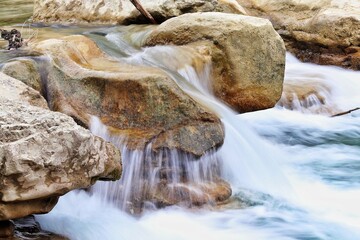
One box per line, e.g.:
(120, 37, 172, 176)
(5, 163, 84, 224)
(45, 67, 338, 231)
(89, 116, 227, 212)
(34, 26, 360, 240)
(121, 43, 293, 199)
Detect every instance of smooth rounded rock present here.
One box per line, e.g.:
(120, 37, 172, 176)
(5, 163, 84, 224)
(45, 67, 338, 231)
(145, 12, 286, 112)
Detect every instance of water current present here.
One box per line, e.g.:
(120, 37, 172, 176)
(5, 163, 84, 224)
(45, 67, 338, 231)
(10, 25, 360, 240)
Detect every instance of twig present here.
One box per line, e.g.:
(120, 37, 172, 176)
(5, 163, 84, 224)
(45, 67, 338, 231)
(129, 0, 157, 24)
(331, 107, 360, 117)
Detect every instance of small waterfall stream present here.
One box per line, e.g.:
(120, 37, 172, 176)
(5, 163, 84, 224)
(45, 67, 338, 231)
(112, 32, 293, 198)
(33, 27, 360, 239)
(90, 116, 225, 212)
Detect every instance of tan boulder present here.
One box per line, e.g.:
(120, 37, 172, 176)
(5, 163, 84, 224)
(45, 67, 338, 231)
(0, 73, 122, 220)
(33, 35, 224, 157)
(33, 0, 245, 25)
(144, 12, 285, 112)
(238, 0, 360, 69)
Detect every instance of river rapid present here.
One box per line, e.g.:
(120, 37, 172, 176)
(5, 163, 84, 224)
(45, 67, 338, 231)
(2, 23, 360, 239)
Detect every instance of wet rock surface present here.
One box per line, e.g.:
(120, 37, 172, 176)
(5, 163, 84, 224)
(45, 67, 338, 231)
(33, 35, 224, 157)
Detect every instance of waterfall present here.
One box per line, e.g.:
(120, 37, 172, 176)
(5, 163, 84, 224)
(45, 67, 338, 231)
(120, 44, 293, 198)
(34, 27, 360, 240)
(89, 116, 228, 212)
(278, 53, 360, 115)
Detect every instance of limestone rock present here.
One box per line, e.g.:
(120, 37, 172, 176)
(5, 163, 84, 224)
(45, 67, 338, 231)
(238, 0, 360, 69)
(145, 12, 285, 112)
(0, 73, 122, 220)
(32, 0, 245, 25)
(33, 35, 224, 157)
(0, 72, 47, 109)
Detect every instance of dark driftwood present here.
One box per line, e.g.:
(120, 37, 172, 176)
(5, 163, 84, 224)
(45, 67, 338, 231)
(0, 28, 23, 50)
(331, 107, 360, 117)
(129, 0, 157, 24)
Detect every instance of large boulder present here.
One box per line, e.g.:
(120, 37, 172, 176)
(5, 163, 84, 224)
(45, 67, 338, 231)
(33, 35, 224, 157)
(0, 72, 122, 220)
(237, 0, 360, 69)
(32, 0, 246, 25)
(144, 12, 285, 113)
(32, 35, 230, 208)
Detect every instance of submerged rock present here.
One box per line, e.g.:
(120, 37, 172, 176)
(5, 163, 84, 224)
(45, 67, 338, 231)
(145, 12, 285, 113)
(13, 215, 68, 240)
(0, 73, 122, 220)
(32, 0, 245, 25)
(150, 179, 232, 207)
(238, 0, 360, 70)
(0, 220, 14, 238)
(33, 35, 224, 157)
(278, 81, 337, 115)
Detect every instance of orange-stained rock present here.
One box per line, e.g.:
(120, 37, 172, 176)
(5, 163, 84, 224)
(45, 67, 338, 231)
(34, 35, 225, 157)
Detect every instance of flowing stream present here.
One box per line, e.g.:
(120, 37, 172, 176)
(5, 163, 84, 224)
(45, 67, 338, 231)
(14, 26, 360, 239)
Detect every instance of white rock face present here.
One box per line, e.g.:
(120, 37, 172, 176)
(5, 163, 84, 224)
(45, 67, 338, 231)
(238, 0, 360, 69)
(0, 73, 122, 220)
(242, 0, 360, 47)
(32, 0, 246, 24)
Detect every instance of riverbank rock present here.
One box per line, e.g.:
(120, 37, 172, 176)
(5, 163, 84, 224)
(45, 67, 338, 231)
(144, 12, 285, 113)
(32, 0, 246, 25)
(237, 0, 360, 70)
(0, 73, 122, 220)
(33, 35, 224, 157)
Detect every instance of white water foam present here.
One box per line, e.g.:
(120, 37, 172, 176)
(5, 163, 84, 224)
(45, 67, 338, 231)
(35, 30, 360, 240)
